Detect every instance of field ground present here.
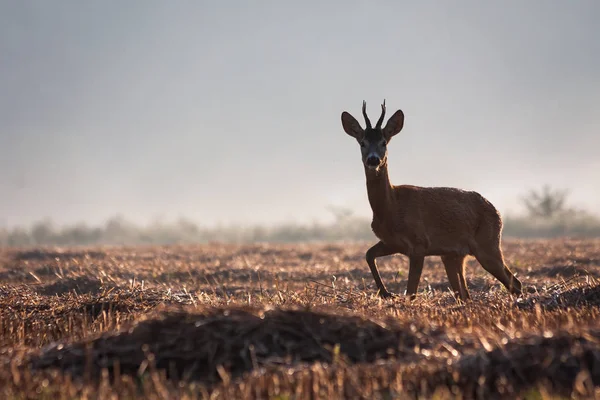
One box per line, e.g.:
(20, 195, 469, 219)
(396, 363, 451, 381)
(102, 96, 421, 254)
(0, 239, 599, 399)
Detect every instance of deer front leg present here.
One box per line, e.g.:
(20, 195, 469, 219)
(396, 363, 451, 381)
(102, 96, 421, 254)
(365, 241, 398, 298)
(406, 256, 425, 301)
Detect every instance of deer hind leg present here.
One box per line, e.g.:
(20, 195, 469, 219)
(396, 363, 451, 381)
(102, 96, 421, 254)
(474, 211, 523, 295)
(474, 246, 522, 295)
(406, 256, 425, 301)
(441, 255, 470, 300)
(458, 261, 471, 300)
(365, 241, 398, 298)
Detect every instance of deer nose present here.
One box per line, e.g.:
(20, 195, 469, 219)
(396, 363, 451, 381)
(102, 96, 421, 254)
(366, 155, 380, 167)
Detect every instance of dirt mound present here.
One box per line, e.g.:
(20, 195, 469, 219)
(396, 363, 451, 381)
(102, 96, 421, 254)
(30, 307, 452, 385)
(430, 330, 600, 399)
(517, 281, 600, 311)
(552, 283, 600, 307)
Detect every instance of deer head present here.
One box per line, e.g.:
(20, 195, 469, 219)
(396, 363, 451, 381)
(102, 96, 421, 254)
(341, 100, 405, 171)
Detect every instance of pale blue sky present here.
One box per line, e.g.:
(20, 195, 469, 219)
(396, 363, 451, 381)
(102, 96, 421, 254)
(1, 1, 599, 228)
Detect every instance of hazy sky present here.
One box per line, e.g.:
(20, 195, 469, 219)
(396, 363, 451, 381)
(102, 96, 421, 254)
(1, 1, 599, 228)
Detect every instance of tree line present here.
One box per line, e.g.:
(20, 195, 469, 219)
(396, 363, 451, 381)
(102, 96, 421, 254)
(2, 186, 599, 246)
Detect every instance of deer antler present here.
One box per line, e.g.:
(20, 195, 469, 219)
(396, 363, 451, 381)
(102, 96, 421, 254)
(375, 99, 386, 129)
(362, 100, 372, 129)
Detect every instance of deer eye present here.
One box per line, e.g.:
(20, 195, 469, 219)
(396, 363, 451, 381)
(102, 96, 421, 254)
(360, 141, 367, 148)
(381, 140, 387, 147)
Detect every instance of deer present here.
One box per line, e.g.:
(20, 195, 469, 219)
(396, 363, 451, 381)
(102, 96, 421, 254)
(340, 100, 523, 301)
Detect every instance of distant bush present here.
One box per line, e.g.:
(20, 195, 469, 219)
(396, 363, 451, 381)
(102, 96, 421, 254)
(504, 185, 600, 238)
(503, 210, 600, 238)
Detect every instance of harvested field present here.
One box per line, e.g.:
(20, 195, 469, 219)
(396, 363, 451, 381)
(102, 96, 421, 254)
(1, 239, 600, 399)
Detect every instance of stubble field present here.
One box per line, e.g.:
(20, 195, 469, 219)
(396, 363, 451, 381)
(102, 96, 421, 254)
(0, 239, 599, 399)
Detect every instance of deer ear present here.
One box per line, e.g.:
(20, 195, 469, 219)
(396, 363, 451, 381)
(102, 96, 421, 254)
(341, 112, 364, 140)
(382, 110, 404, 141)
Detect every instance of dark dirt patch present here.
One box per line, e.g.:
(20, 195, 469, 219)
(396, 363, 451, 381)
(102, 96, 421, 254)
(35, 276, 114, 296)
(72, 289, 190, 319)
(526, 263, 600, 279)
(10, 249, 106, 262)
(548, 257, 600, 267)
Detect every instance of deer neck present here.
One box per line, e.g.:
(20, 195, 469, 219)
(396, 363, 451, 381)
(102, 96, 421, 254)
(365, 161, 393, 221)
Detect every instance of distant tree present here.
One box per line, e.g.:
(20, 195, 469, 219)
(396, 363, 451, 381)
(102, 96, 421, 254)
(31, 219, 55, 245)
(521, 185, 569, 219)
(326, 205, 354, 224)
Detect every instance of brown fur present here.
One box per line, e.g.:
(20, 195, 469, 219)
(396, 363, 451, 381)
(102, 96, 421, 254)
(341, 101, 522, 301)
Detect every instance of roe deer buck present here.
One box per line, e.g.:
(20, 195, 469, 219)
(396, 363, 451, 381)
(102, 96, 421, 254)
(340, 100, 522, 301)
